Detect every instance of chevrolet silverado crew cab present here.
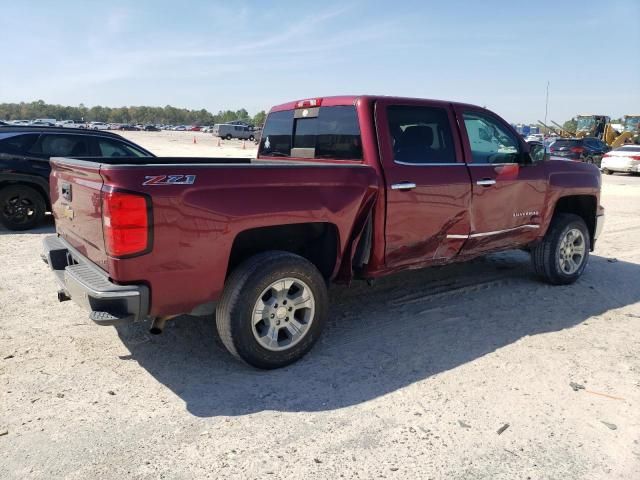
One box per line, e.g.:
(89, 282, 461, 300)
(43, 96, 605, 369)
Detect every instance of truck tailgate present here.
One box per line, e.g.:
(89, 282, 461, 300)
(50, 158, 109, 269)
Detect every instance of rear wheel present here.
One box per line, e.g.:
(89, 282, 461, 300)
(216, 251, 328, 369)
(531, 213, 590, 285)
(225, 134, 232, 140)
(249, 135, 255, 141)
(0, 184, 46, 231)
(602, 168, 613, 175)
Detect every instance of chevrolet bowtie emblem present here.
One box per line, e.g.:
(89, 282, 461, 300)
(62, 204, 74, 220)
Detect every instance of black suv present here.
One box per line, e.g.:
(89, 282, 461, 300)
(548, 137, 610, 166)
(0, 127, 154, 230)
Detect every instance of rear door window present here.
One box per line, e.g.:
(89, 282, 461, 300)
(0, 133, 40, 154)
(386, 105, 456, 164)
(29, 134, 92, 157)
(259, 106, 362, 160)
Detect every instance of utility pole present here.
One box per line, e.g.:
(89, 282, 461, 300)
(544, 81, 550, 132)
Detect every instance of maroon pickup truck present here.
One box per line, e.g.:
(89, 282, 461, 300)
(43, 95, 604, 369)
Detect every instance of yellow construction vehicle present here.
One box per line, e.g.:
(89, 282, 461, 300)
(573, 115, 609, 139)
(604, 115, 640, 147)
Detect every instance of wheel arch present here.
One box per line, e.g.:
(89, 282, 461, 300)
(551, 195, 597, 250)
(0, 175, 51, 210)
(226, 222, 341, 281)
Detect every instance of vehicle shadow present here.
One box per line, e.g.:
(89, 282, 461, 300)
(115, 252, 640, 417)
(0, 214, 55, 235)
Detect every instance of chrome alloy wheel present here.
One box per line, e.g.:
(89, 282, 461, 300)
(558, 228, 586, 275)
(251, 278, 315, 351)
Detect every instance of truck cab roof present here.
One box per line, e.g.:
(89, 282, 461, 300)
(269, 95, 483, 113)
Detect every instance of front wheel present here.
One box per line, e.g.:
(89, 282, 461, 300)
(225, 134, 232, 140)
(249, 135, 255, 141)
(531, 213, 590, 285)
(215, 251, 328, 369)
(0, 184, 46, 231)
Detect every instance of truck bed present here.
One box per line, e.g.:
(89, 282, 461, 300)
(49, 156, 379, 316)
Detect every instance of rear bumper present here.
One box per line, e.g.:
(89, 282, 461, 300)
(42, 235, 149, 325)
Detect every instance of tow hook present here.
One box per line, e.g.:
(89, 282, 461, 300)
(57, 289, 71, 302)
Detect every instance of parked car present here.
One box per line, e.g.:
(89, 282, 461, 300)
(144, 125, 160, 132)
(88, 122, 110, 130)
(58, 120, 86, 129)
(189, 125, 201, 131)
(119, 124, 140, 131)
(212, 123, 256, 140)
(42, 95, 604, 369)
(600, 145, 640, 175)
(548, 137, 610, 166)
(173, 125, 187, 131)
(10, 120, 31, 126)
(33, 118, 57, 126)
(0, 121, 9, 126)
(525, 134, 544, 143)
(0, 126, 154, 230)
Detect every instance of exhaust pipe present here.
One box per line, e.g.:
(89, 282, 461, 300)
(57, 289, 71, 302)
(149, 315, 178, 335)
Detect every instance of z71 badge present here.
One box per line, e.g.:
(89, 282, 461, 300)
(142, 174, 196, 186)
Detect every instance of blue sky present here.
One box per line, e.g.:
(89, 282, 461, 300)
(1, 0, 638, 123)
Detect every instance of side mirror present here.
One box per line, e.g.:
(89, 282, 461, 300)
(527, 141, 546, 164)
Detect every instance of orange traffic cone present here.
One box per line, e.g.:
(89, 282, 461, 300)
(193, 136, 197, 144)
(217, 137, 221, 147)
(242, 140, 246, 149)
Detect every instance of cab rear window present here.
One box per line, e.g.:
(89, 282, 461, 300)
(259, 106, 362, 160)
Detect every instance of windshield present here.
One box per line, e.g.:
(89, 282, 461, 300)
(624, 117, 640, 132)
(576, 117, 595, 132)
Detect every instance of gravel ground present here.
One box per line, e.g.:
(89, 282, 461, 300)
(1, 159, 639, 478)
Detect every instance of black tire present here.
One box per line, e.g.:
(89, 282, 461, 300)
(0, 184, 46, 231)
(225, 134, 232, 140)
(249, 135, 255, 141)
(603, 168, 613, 175)
(216, 251, 328, 369)
(531, 213, 590, 285)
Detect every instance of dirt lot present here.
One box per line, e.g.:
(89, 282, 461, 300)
(1, 139, 639, 478)
(119, 130, 260, 158)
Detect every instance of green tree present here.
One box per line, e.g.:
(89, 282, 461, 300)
(252, 110, 267, 126)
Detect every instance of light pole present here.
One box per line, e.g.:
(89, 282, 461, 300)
(544, 81, 550, 134)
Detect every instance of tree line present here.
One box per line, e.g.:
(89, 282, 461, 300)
(0, 100, 267, 126)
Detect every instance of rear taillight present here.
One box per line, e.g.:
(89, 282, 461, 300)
(102, 190, 151, 257)
(631, 155, 640, 161)
(570, 147, 584, 154)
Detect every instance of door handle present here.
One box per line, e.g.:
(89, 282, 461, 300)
(391, 182, 417, 191)
(476, 179, 496, 186)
